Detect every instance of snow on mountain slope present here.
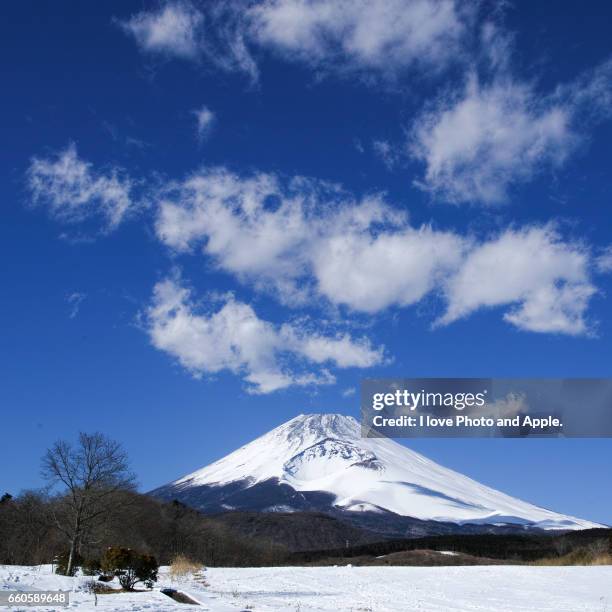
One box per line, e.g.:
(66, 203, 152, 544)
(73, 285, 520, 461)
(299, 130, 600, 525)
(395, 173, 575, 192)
(160, 413, 602, 530)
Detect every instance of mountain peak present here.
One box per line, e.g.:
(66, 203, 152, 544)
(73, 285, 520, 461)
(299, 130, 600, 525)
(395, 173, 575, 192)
(279, 413, 360, 441)
(153, 412, 602, 531)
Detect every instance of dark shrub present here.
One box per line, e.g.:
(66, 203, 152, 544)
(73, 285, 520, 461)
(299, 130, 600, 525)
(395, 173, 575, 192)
(82, 557, 101, 576)
(101, 546, 158, 590)
(54, 551, 82, 576)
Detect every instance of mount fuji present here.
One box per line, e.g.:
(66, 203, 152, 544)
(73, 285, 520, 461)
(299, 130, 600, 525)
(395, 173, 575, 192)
(151, 414, 602, 535)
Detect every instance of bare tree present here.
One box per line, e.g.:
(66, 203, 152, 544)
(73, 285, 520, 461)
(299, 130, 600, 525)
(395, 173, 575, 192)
(41, 432, 136, 576)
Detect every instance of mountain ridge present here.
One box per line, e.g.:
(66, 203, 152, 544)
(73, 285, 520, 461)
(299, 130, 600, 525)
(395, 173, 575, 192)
(150, 413, 603, 532)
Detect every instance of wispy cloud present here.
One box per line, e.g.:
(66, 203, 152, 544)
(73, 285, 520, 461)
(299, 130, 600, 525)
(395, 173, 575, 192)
(410, 74, 575, 205)
(409, 24, 612, 206)
(27, 143, 134, 231)
(118, 1, 258, 80)
(595, 246, 612, 274)
(66, 292, 87, 319)
(119, 1, 204, 59)
(249, 0, 469, 80)
(145, 275, 384, 394)
(118, 0, 470, 83)
(372, 140, 400, 170)
(192, 105, 215, 141)
(117, 4, 612, 210)
(102, 120, 150, 151)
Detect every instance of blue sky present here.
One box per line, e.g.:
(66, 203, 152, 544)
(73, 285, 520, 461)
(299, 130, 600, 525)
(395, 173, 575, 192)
(1, 1, 612, 524)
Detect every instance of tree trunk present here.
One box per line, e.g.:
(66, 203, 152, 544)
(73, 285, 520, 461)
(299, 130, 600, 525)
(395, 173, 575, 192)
(66, 536, 78, 576)
(66, 508, 82, 576)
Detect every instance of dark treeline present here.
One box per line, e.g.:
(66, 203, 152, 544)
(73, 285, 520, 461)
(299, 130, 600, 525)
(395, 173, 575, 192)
(291, 528, 612, 564)
(2, 490, 611, 567)
(211, 510, 380, 551)
(0, 490, 287, 567)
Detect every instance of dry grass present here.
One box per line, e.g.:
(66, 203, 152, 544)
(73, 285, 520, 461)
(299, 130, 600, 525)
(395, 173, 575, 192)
(531, 554, 612, 566)
(83, 580, 120, 595)
(169, 554, 203, 578)
(531, 542, 612, 567)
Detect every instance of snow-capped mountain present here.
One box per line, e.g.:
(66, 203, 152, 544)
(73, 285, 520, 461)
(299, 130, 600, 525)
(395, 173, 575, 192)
(151, 413, 602, 531)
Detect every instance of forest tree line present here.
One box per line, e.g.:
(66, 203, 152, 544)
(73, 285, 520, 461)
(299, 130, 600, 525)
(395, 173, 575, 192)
(0, 432, 287, 571)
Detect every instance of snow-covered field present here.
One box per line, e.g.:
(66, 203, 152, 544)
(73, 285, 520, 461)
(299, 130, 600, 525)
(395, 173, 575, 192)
(1, 564, 611, 611)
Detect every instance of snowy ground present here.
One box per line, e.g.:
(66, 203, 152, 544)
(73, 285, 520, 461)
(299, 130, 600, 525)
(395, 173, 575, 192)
(1, 564, 611, 611)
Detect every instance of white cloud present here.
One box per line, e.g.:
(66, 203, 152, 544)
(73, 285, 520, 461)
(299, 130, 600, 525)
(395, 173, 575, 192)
(66, 292, 86, 319)
(27, 143, 133, 230)
(154, 167, 600, 335)
(372, 140, 400, 170)
(280, 324, 384, 368)
(486, 393, 529, 419)
(342, 387, 356, 398)
(439, 226, 596, 335)
(408, 18, 612, 207)
(203, 2, 259, 78)
(249, 0, 467, 78)
(146, 276, 384, 393)
(504, 283, 595, 335)
(119, 1, 258, 79)
(410, 74, 575, 205)
(154, 167, 464, 311)
(120, 1, 203, 59)
(193, 105, 215, 140)
(311, 225, 465, 313)
(596, 246, 612, 273)
(119, 0, 468, 82)
(557, 58, 612, 124)
(155, 169, 311, 295)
